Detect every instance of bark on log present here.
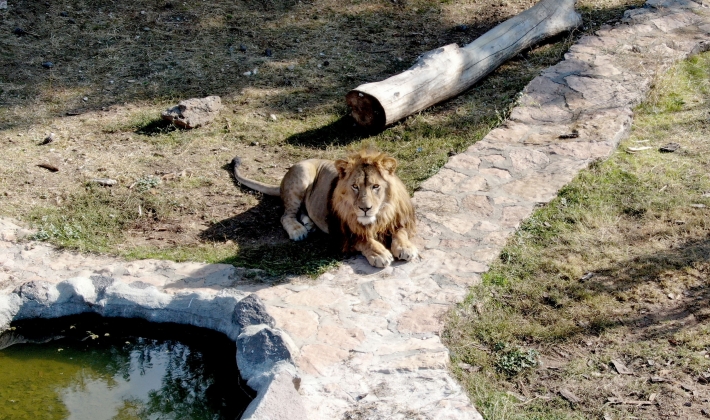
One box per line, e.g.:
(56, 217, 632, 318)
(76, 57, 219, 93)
(346, 0, 581, 129)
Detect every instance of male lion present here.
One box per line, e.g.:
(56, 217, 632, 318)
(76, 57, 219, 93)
(232, 148, 418, 268)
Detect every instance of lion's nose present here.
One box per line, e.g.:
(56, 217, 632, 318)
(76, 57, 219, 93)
(360, 205, 372, 214)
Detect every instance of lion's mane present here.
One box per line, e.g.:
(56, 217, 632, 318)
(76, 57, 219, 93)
(330, 149, 416, 252)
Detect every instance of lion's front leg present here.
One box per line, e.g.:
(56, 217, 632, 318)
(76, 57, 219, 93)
(391, 229, 418, 261)
(355, 238, 394, 268)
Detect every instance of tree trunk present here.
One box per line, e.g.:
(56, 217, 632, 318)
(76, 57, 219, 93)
(346, 0, 581, 129)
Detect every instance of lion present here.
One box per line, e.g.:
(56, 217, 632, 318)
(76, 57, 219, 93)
(232, 148, 418, 268)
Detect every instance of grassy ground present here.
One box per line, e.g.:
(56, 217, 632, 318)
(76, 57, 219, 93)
(444, 52, 710, 419)
(0, 0, 642, 278)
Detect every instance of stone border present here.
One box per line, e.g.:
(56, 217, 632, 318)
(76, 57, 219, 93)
(0, 275, 305, 419)
(1, 1, 709, 418)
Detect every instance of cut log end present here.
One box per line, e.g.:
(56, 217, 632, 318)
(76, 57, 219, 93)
(346, 90, 386, 130)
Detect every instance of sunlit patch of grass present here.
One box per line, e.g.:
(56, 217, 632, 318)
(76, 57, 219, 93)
(444, 52, 710, 419)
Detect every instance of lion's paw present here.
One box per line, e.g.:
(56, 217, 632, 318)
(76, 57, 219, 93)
(366, 249, 394, 268)
(394, 244, 419, 261)
(286, 224, 309, 241)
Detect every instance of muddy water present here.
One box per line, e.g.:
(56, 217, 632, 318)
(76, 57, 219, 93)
(0, 315, 255, 420)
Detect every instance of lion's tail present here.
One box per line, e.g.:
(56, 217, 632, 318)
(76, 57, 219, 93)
(231, 156, 281, 196)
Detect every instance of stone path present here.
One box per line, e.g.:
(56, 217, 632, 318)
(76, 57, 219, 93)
(1, 0, 710, 418)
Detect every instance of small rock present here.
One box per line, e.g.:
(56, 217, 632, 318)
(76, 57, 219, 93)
(579, 272, 595, 282)
(42, 61, 54, 69)
(647, 359, 655, 366)
(457, 362, 474, 371)
(323, 60, 329, 66)
(40, 133, 56, 145)
(161, 96, 223, 129)
(90, 178, 118, 186)
(60, 11, 69, 17)
(685, 402, 692, 407)
(143, 27, 150, 31)
(265, 48, 272, 57)
(243, 71, 252, 76)
(239, 44, 247, 52)
(690, 204, 706, 208)
(13, 27, 28, 36)
(0, 1, 7, 10)
(251, 141, 259, 146)
(287, 64, 295, 71)
(82, 97, 88, 102)
(701, 408, 709, 417)
(659, 142, 680, 153)
(269, 114, 277, 121)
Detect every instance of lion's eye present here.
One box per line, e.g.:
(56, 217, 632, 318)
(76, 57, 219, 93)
(372, 184, 380, 190)
(351, 185, 359, 192)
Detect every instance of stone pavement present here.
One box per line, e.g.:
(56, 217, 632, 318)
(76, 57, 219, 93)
(1, 0, 710, 418)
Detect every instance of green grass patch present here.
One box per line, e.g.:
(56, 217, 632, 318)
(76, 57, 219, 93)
(219, 237, 341, 278)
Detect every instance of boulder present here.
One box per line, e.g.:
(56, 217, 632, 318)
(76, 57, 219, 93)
(161, 96, 222, 129)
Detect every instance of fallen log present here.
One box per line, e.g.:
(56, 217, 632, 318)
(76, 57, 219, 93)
(346, 0, 581, 129)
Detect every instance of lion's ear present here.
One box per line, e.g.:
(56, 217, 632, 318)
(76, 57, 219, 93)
(379, 156, 397, 174)
(334, 159, 350, 178)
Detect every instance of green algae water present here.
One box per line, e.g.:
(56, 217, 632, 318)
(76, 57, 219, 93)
(0, 315, 255, 420)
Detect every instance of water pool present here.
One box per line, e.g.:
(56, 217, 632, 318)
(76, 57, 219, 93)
(0, 314, 255, 420)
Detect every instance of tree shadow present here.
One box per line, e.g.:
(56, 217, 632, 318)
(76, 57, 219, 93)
(135, 118, 178, 136)
(198, 161, 342, 276)
(283, 114, 379, 149)
(579, 234, 710, 340)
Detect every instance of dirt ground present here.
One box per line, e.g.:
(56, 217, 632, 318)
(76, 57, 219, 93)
(0, 0, 639, 262)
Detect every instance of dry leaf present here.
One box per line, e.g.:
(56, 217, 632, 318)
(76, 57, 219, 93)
(611, 359, 633, 375)
(607, 397, 654, 406)
(559, 389, 581, 404)
(37, 163, 59, 172)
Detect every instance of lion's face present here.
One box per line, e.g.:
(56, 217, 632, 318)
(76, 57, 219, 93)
(333, 150, 405, 233)
(343, 164, 387, 226)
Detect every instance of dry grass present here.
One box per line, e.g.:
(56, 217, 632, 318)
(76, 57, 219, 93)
(0, 0, 643, 275)
(444, 52, 710, 419)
